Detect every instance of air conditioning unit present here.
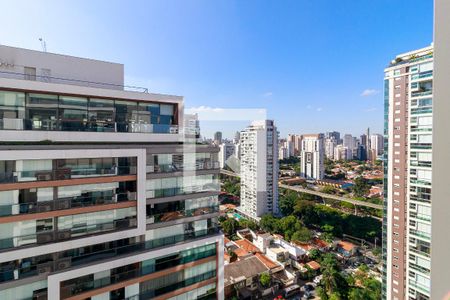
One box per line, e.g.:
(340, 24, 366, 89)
(56, 199, 70, 210)
(37, 262, 53, 274)
(57, 230, 71, 240)
(32, 289, 48, 300)
(37, 202, 52, 212)
(55, 258, 71, 271)
(37, 232, 54, 244)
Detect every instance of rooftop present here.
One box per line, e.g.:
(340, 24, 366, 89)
(306, 260, 321, 271)
(337, 240, 357, 251)
(224, 256, 269, 286)
(235, 239, 262, 253)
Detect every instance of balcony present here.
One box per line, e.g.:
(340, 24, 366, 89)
(0, 227, 221, 285)
(0, 217, 137, 251)
(409, 229, 431, 240)
(60, 247, 216, 298)
(147, 205, 219, 224)
(0, 192, 136, 217)
(410, 212, 431, 222)
(147, 161, 220, 174)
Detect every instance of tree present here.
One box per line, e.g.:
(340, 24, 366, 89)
(322, 186, 337, 195)
(222, 218, 239, 236)
(309, 248, 322, 261)
(279, 190, 297, 216)
(239, 219, 259, 231)
(317, 286, 329, 300)
(260, 214, 280, 233)
(352, 177, 370, 197)
(259, 272, 271, 287)
(291, 227, 312, 243)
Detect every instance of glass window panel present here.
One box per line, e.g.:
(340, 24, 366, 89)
(160, 104, 174, 116)
(89, 98, 114, 108)
(0, 91, 25, 107)
(27, 93, 58, 106)
(59, 96, 88, 108)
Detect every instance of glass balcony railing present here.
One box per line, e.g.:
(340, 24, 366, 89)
(0, 226, 220, 284)
(411, 71, 433, 81)
(410, 179, 432, 187)
(0, 217, 137, 251)
(0, 167, 135, 184)
(125, 271, 217, 300)
(146, 183, 220, 199)
(408, 280, 430, 294)
(410, 161, 432, 168)
(0, 192, 136, 217)
(410, 212, 431, 222)
(411, 90, 432, 98)
(60, 248, 216, 298)
(409, 247, 430, 258)
(147, 205, 219, 224)
(147, 161, 220, 174)
(410, 143, 432, 150)
(409, 229, 431, 240)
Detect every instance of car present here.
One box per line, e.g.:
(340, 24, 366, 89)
(313, 275, 322, 284)
(304, 284, 315, 291)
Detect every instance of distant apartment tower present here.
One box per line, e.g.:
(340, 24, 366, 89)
(300, 134, 324, 179)
(214, 131, 222, 144)
(324, 137, 337, 160)
(0, 45, 224, 300)
(287, 134, 302, 156)
(383, 45, 434, 300)
(238, 120, 279, 221)
(325, 131, 341, 144)
(343, 134, 354, 151)
(218, 142, 235, 169)
(333, 145, 352, 161)
(371, 133, 384, 156)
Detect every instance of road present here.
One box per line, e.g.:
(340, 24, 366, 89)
(279, 184, 383, 210)
(220, 169, 383, 210)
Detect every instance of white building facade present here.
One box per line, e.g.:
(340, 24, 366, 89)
(238, 120, 279, 221)
(300, 134, 324, 180)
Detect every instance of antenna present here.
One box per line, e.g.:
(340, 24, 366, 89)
(38, 38, 47, 52)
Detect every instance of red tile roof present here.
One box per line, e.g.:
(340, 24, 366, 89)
(307, 260, 321, 271)
(235, 239, 261, 253)
(255, 253, 279, 270)
(337, 241, 357, 251)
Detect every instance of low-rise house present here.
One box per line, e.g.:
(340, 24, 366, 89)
(273, 235, 307, 261)
(336, 240, 359, 257)
(237, 228, 253, 240)
(235, 238, 262, 254)
(266, 245, 289, 265)
(251, 231, 273, 253)
(224, 256, 273, 299)
(306, 260, 321, 274)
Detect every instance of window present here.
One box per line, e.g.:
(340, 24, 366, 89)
(24, 67, 36, 81)
(0, 91, 25, 130)
(59, 96, 88, 131)
(26, 93, 58, 130)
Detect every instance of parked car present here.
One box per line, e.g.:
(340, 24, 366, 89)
(313, 275, 322, 284)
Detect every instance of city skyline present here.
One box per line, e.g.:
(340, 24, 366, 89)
(0, 0, 433, 137)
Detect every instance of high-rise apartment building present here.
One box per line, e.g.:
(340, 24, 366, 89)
(218, 143, 235, 169)
(343, 134, 354, 151)
(324, 137, 337, 160)
(371, 134, 384, 156)
(300, 134, 324, 180)
(383, 45, 434, 300)
(214, 131, 222, 145)
(0, 45, 223, 300)
(325, 131, 340, 144)
(237, 120, 278, 221)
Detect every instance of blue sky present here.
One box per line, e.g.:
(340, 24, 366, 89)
(0, 0, 433, 138)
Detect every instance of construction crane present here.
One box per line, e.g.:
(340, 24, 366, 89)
(39, 38, 47, 52)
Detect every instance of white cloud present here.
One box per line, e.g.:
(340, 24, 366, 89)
(360, 89, 380, 97)
(316, 107, 323, 112)
(262, 92, 273, 97)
